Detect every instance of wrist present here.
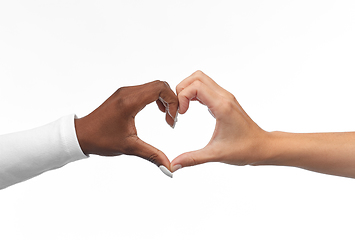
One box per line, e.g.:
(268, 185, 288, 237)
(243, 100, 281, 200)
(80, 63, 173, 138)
(248, 131, 286, 166)
(74, 117, 92, 155)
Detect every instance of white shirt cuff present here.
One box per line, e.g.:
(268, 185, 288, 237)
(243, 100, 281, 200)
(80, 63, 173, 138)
(0, 114, 88, 189)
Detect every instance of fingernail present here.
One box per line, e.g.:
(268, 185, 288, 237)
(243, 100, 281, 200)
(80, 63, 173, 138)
(163, 81, 170, 88)
(171, 164, 182, 173)
(159, 97, 168, 108)
(171, 112, 178, 129)
(174, 111, 179, 123)
(159, 165, 173, 178)
(208, 108, 215, 118)
(196, 96, 206, 105)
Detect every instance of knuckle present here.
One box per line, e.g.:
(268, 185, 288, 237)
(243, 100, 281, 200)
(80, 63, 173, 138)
(187, 153, 204, 167)
(114, 89, 143, 112)
(154, 80, 170, 91)
(116, 95, 130, 109)
(147, 149, 162, 165)
(151, 80, 161, 84)
(191, 79, 202, 88)
(176, 84, 184, 95)
(228, 93, 237, 102)
(115, 86, 127, 95)
(190, 156, 198, 167)
(147, 154, 158, 164)
(114, 87, 130, 106)
(193, 70, 204, 76)
(155, 80, 166, 87)
(219, 99, 236, 114)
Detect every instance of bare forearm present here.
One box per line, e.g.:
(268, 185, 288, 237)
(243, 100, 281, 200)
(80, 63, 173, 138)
(253, 131, 355, 178)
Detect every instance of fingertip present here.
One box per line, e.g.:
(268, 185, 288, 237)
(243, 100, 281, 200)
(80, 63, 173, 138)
(153, 152, 171, 171)
(176, 85, 183, 95)
(173, 110, 178, 128)
(172, 149, 209, 170)
(159, 165, 173, 178)
(156, 99, 166, 113)
(177, 95, 189, 114)
(170, 154, 187, 172)
(171, 164, 182, 173)
(165, 112, 175, 128)
(164, 105, 178, 129)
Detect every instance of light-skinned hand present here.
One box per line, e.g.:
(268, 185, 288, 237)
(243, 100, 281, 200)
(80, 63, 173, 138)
(170, 70, 268, 172)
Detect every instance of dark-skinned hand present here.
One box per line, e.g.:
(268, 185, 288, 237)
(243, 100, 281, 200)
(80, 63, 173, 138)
(74, 80, 178, 172)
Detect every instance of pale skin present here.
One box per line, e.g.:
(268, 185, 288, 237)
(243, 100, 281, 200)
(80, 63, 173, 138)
(170, 70, 355, 178)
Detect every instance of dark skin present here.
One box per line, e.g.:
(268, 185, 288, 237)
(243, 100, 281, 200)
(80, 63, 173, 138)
(74, 80, 178, 171)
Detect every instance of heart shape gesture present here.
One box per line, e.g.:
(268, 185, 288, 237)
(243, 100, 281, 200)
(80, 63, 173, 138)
(75, 71, 267, 177)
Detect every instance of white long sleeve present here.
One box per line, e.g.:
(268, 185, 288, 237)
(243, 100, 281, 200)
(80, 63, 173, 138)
(0, 114, 88, 189)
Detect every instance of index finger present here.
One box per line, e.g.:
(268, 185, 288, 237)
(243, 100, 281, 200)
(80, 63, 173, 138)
(178, 80, 223, 115)
(176, 70, 232, 99)
(134, 80, 179, 128)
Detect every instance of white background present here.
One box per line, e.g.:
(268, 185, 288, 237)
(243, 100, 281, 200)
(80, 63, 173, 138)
(1, 0, 355, 239)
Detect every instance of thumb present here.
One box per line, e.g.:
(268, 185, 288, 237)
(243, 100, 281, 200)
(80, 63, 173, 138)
(170, 148, 214, 172)
(129, 137, 171, 171)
